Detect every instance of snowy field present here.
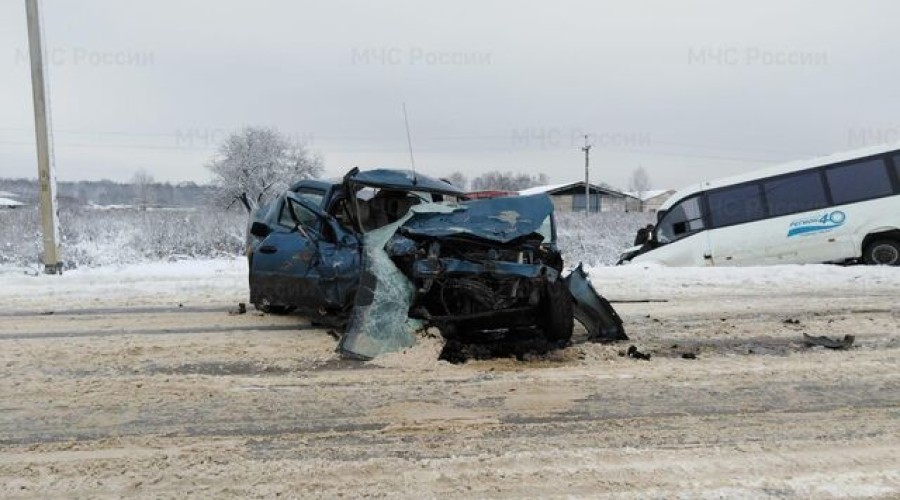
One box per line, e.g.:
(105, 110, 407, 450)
(0, 207, 246, 268)
(0, 207, 652, 269)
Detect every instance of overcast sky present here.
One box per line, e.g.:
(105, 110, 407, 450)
(2, 0, 900, 190)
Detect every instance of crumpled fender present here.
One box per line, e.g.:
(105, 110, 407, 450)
(563, 264, 627, 342)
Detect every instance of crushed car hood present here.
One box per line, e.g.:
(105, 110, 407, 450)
(400, 194, 553, 244)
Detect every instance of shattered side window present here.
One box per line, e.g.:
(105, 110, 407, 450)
(278, 198, 319, 230)
(277, 200, 296, 228)
(288, 199, 319, 228)
(294, 189, 325, 208)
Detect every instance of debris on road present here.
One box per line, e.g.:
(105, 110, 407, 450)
(228, 302, 247, 315)
(803, 333, 855, 350)
(622, 345, 651, 361)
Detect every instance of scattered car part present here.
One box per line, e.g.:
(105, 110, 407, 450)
(803, 333, 855, 350)
(624, 345, 651, 360)
(564, 264, 627, 342)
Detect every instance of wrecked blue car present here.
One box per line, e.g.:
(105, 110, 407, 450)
(246, 168, 626, 359)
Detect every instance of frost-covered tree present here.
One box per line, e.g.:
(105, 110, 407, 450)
(627, 166, 652, 210)
(131, 169, 155, 210)
(206, 127, 323, 207)
(471, 170, 549, 191)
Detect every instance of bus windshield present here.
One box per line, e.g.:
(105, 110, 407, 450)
(655, 195, 705, 244)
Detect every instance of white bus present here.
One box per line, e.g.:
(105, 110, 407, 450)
(620, 143, 900, 266)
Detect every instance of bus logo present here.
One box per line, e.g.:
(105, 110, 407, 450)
(787, 210, 846, 237)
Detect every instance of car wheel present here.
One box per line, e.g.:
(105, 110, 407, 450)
(863, 239, 900, 266)
(538, 279, 574, 343)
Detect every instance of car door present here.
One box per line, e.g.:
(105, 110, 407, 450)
(250, 193, 360, 313)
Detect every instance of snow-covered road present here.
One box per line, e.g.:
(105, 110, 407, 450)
(1, 260, 898, 498)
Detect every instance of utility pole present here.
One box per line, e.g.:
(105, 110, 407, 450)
(582, 135, 592, 215)
(25, 0, 62, 274)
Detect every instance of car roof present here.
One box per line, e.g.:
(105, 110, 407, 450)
(348, 168, 465, 195)
(289, 179, 337, 192)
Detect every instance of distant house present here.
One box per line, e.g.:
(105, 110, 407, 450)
(624, 189, 676, 213)
(519, 182, 630, 213)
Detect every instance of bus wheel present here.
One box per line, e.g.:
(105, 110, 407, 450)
(863, 239, 900, 266)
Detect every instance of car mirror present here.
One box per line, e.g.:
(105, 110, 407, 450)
(250, 221, 271, 238)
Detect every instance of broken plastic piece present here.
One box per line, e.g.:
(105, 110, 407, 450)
(803, 333, 855, 350)
(564, 264, 627, 342)
(626, 345, 651, 360)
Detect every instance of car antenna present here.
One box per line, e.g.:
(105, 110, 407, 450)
(402, 102, 418, 185)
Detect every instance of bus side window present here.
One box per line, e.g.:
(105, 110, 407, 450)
(707, 184, 765, 228)
(825, 158, 893, 205)
(893, 155, 900, 190)
(764, 171, 828, 217)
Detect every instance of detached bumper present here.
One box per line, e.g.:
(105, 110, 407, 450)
(564, 264, 627, 341)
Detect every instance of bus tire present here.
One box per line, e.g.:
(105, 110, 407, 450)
(863, 239, 900, 266)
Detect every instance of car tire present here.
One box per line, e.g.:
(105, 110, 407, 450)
(863, 239, 900, 266)
(539, 279, 574, 343)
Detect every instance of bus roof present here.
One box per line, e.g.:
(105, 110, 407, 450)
(659, 140, 900, 212)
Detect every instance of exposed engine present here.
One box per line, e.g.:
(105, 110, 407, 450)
(388, 234, 564, 329)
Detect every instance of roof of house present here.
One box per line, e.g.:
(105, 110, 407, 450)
(624, 189, 675, 201)
(519, 182, 627, 197)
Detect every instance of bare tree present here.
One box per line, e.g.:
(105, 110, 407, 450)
(471, 170, 549, 192)
(444, 171, 468, 191)
(131, 169, 155, 210)
(627, 166, 652, 211)
(206, 127, 323, 208)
